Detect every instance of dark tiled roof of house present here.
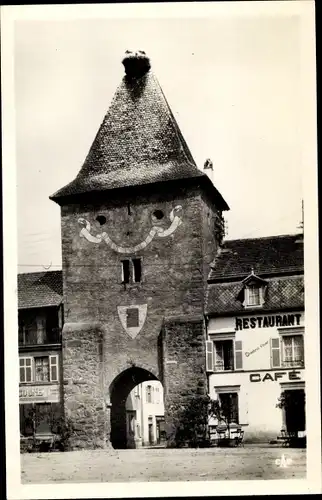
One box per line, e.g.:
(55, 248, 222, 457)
(50, 52, 228, 210)
(206, 275, 304, 315)
(18, 271, 63, 309)
(209, 234, 304, 281)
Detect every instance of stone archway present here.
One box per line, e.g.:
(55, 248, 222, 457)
(109, 366, 159, 449)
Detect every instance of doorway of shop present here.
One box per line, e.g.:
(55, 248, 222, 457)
(109, 367, 164, 449)
(284, 389, 306, 434)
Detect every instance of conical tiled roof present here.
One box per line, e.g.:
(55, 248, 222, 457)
(50, 51, 229, 210)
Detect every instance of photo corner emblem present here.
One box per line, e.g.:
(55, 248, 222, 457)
(117, 304, 148, 339)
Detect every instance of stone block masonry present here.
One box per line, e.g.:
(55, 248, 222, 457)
(161, 315, 208, 446)
(62, 322, 107, 449)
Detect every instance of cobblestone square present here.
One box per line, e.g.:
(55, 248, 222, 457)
(21, 446, 306, 483)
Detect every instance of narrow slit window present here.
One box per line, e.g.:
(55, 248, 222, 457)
(132, 258, 142, 283)
(122, 260, 130, 284)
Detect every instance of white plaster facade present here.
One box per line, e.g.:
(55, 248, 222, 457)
(125, 381, 165, 447)
(207, 311, 305, 442)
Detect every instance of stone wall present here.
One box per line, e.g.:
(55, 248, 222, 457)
(62, 322, 107, 449)
(161, 315, 208, 446)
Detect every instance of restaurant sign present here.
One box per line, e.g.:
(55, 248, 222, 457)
(249, 371, 303, 383)
(19, 384, 60, 403)
(236, 313, 302, 331)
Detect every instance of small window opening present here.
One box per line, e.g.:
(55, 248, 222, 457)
(132, 258, 142, 283)
(96, 215, 106, 226)
(153, 210, 164, 220)
(122, 260, 130, 284)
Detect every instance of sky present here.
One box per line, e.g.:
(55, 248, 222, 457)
(14, 10, 308, 273)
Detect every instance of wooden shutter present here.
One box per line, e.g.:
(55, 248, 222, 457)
(49, 355, 58, 382)
(206, 341, 214, 372)
(270, 338, 281, 368)
(231, 393, 239, 424)
(234, 340, 243, 370)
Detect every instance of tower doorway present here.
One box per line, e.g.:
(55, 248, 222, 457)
(109, 367, 164, 449)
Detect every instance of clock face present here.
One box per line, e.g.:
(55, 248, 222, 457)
(77, 204, 183, 254)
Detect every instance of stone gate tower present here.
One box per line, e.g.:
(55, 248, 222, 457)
(50, 50, 229, 449)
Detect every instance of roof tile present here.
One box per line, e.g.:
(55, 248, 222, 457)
(18, 271, 63, 309)
(209, 234, 303, 281)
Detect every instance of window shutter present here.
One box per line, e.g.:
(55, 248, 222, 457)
(206, 341, 214, 372)
(232, 393, 239, 424)
(49, 355, 58, 382)
(234, 340, 243, 370)
(270, 338, 281, 368)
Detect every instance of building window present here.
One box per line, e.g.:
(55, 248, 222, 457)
(20, 357, 32, 383)
(19, 355, 59, 383)
(206, 338, 243, 372)
(218, 393, 239, 425)
(282, 335, 304, 368)
(121, 259, 142, 284)
(121, 260, 131, 284)
(154, 387, 160, 404)
(214, 340, 234, 371)
(132, 259, 142, 283)
(246, 285, 261, 307)
(18, 309, 60, 346)
(146, 385, 152, 403)
(35, 357, 50, 382)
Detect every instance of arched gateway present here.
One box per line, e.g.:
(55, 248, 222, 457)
(110, 366, 158, 449)
(50, 51, 229, 449)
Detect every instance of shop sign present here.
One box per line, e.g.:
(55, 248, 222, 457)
(236, 313, 302, 331)
(19, 384, 60, 403)
(249, 371, 303, 383)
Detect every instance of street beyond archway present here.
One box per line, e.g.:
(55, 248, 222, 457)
(21, 446, 306, 483)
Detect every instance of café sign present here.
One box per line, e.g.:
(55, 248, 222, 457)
(19, 384, 60, 403)
(249, 371, 303, 383)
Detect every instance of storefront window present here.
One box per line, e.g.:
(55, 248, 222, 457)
(218, 393, 239, 424)
(20, 402, 62, 436)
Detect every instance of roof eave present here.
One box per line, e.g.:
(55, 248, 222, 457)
(50, 174, 230, 211)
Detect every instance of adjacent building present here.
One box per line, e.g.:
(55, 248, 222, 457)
(125, 381, 165, 447)
(18, 271, 63, 437)
(206, 234, 305, 442)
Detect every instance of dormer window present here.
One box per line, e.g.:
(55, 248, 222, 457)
(237, 270, 267, 309)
